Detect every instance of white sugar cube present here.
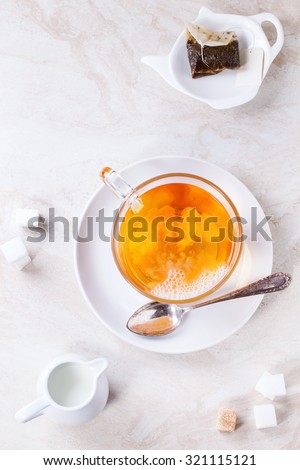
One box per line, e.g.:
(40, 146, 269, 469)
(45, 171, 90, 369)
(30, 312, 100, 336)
(0, 237, 31, 270)
(267, 374, 286, 400)
(255, 372, 286, 400)
(15, 209, 40, 228)
(255, 372, 273, 396)
(254, 404, 277, 429)
(14, 255, 32, 270)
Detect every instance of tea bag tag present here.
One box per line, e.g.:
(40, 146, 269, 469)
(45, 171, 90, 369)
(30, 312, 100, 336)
(235, 48, 264, 87)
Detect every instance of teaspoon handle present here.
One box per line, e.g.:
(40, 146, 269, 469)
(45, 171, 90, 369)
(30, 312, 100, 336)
(191, 272, 292, 310)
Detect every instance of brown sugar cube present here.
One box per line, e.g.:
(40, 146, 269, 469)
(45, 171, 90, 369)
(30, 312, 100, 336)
(217, 408, 237, 432)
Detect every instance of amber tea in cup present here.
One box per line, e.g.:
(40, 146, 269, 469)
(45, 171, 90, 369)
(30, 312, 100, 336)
(109, 173, 242, 304)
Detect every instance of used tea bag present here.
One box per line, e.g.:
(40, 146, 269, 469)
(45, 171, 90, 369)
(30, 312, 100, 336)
(185, 22, 240, 78)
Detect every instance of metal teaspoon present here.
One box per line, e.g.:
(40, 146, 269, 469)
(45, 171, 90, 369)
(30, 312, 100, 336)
(127, 272, 292, 336)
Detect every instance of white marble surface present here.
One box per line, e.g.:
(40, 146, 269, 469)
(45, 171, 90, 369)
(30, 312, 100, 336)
(0, 0, 299, 450)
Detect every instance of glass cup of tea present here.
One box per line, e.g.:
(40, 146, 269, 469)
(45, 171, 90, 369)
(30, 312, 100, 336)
(101, 167, 243, 305)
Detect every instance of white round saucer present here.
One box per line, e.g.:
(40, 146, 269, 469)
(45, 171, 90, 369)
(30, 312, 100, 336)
(74, 156, 273, 354)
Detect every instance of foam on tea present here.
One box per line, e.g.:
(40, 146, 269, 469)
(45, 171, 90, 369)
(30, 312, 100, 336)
(117, 183, 236, 301)
(151, 266, 229, 300)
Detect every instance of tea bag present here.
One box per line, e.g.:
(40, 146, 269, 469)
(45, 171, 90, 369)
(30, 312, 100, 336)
(185, 22, 240, 78)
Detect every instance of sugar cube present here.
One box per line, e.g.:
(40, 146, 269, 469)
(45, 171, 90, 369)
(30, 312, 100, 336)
(255, 372, 273, 396)
(254, 404, 277, 429)
(15, 209, 40, 228)
(14, 255, 32, 270)
(267, 374, 286, 400)
(255, 372, 286, 400)
(217, 408, 237, 432)
(0, 237, 31, 270)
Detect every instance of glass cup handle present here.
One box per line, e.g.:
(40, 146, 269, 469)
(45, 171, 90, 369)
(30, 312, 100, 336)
(100, 167, 143, 213)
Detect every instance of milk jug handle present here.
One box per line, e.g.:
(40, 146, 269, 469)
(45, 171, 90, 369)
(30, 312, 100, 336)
(15, 396, 49, 423)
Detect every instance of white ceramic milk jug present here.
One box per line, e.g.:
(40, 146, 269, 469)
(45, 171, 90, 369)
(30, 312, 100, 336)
(15, 354, 109, 425)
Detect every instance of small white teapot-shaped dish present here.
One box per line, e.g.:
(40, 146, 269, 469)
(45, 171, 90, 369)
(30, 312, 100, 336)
(15, 354, 109, 426)
(142, 6, 284, 109)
